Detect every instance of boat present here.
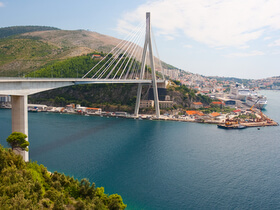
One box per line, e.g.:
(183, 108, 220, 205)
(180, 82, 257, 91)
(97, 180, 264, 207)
(230, 84, 250, 101)
(245, 94, 267, 110)
(217, 124, 247, 129)
(230, 83, 268, 110)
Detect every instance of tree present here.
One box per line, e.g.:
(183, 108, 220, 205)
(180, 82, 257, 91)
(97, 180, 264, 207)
(6, 132, 29, 151)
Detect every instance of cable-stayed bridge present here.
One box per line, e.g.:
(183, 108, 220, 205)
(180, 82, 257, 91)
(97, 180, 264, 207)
(0, 12, 165, 161)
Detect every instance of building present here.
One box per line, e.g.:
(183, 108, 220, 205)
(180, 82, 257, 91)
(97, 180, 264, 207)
(114, 112, 128, 117)
(0, 95, 11, 108)
(209, 112, 221, 120)
(224, 100, 236, 106)
(86, 107, 102, 114)
(65, 104, 76, 113)
(0, 95, 11, 103)
(159, 101, 173, 109)
(232, 109, 241, 115)
(211, 101, 225, 107)
(76, 104, 87, 113)
(191, 102, 203, 109)
(185, 110, 204, 117)
(140, 100, 154, 108)
(91, 54, 103, 59)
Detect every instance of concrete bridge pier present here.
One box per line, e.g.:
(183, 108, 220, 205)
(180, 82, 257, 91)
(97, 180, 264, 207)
(11, 95, 29, 162)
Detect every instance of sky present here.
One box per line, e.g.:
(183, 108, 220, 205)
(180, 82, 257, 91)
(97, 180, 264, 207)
(1, 0, 280, 79)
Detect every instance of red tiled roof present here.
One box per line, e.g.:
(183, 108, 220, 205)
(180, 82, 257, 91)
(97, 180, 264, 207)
(193, 102, 203, 105)
(186, 110, 204, 116)
(212, 101, 224, 105)
(233, 109, 241, 113)
(210, 112, 221, 117)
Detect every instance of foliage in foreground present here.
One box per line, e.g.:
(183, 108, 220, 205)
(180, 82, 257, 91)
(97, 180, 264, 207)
(0, 144, 126, 209)
(6, 132, 29, 151)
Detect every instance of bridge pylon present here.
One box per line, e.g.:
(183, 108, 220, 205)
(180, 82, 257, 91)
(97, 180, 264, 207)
(11, 95, 29, 162)
(134, 12, 160, 118)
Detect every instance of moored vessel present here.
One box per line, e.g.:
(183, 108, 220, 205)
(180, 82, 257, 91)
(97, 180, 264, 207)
(217, 124, 247, 129)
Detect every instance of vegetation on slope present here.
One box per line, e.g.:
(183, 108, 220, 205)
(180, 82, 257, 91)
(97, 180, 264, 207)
(0, 26, 178, 77)
(27, 53, 148, 111)
(0, 26, 60, 39)
(208, 76, 251, 86)
(29, 83, 138, 112)
(0, 143, 126, 209)
(167, 80, 212, 109)
(0, 37, 69, 76)
(26, 54, 212, 112)
(26, 53, 106, 78)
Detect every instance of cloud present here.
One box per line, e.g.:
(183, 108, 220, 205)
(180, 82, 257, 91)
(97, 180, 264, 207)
(184, 45, 193, 48)
(225, 50, 265, 58)
(117, 0, 280, 48)
(0, 2, 4, 7)
(264, 37, 272, 40)
(268, 39, 280, 47)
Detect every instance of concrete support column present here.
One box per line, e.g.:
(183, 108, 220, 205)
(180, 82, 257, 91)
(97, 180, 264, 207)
(134, 84, 143, 117)
(11, 95, 29, 162)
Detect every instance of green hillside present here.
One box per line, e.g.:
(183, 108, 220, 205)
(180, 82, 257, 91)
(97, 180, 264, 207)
(27, 54, 211, 112)
(0, 144, 126, 209)
(0, 26, 60, 39)
(0, 37, 70, 76)
(0, 26, 178, 77)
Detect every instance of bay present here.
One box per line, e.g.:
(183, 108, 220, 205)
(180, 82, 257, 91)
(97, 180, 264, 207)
(0, 90, 280, 209)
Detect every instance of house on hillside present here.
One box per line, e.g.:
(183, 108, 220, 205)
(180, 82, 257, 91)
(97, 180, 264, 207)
(211, 101, 225, 107)
(232, 109, 241, 116)
(91, 54, 103, 59)
(185, 110, 204, 117)
(140, 100, 154, 108)
(191, 102, 203, 109)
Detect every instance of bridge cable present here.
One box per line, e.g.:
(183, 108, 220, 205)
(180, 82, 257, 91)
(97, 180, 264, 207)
(105, 22, 145, 79)
(151, 27, 165, 80)
(95, 22, 144, 79)
(115, 23, 145, 79)
(126, 28, 146, 80)
(82, 21, 144, 79)
(120, 26, 145, 79)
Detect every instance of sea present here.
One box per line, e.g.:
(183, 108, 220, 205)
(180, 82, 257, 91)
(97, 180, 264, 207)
(0, 90, 280, 209)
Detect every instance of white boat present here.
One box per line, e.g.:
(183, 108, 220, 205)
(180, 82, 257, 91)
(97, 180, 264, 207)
(245, 94, 267, 110)
(230, 84, 250, 100)
(230, 84, 268, 110)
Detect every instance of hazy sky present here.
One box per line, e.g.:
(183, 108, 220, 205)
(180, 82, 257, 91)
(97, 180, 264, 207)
(1, 0, 280, 79)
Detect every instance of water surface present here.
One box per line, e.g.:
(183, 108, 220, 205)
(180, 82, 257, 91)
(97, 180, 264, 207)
(1, 90, 280, 209)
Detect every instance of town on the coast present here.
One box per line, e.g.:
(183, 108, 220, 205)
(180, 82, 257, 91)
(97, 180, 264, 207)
(1, 69, 279, 129)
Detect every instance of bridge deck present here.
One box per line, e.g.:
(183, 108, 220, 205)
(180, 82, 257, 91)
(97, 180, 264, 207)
(0, 78, 165, 95)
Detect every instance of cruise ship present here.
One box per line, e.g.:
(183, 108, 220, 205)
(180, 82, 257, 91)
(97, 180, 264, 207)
(230, 84, 267, 110)
(245, 94, 267, 109)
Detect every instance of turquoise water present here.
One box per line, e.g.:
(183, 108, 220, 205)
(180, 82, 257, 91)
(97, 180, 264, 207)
(1, 90, 280, 209)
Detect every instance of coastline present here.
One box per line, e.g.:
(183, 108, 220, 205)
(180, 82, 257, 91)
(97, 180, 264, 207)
(1, 104, 278, 128)
(30, 108, 280, 128)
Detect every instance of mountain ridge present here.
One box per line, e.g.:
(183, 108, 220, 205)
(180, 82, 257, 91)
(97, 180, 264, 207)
(0, 26, 177, 77)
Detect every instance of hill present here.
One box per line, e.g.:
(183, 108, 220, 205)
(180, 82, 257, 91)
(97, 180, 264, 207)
(0, 26, 178, 77)
(0, 26, 60, 39)
(0, 28, 122, 76)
